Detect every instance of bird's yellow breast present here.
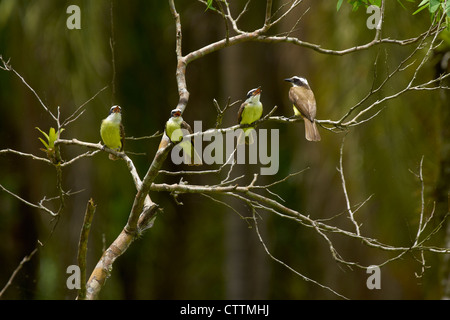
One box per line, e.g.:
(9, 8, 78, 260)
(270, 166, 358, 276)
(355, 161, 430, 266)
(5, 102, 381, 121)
(166, 118, 185, 142)
(100, 119, 122, 150)
(240, 102, 263, 125)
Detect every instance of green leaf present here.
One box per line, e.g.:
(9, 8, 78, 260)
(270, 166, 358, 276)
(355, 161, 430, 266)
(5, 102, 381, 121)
(429, 0, 440, 13)
(36, 126, 63, 150)
(35, 127, 49, 142)
(38, 137, 49, 150)
(350, 0, 368, 11)
(206, 0, 214, 11)
(48, 127, 57, 148)
(370, 0, 381, 7)
(413, 4, 429, 15)
(49, 128, 56, 139)
(337, 0, 344, 11)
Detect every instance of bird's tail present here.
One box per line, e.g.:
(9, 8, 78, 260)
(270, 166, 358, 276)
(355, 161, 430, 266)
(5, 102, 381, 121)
(180, 140, 202, 166)
(304, 119, 321, 142)
(237, 127, 255, 145)
(109, 153, 120, 160)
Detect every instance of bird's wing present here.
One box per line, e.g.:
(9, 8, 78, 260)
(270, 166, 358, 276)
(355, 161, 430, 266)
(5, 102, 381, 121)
(237, 101, 247, 124)
(120, 123, 125, 152)
(289, 87, 316, 121)
(180, 120, 202, 165)
(180, 120, 193, 135)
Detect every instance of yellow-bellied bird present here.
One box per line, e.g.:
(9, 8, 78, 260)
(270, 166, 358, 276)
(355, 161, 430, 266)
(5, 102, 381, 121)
(165, 109, 202, 165)
(237, 87, 263, 145)
(100, 105, 125, 160)
(285, 76, 320, 142)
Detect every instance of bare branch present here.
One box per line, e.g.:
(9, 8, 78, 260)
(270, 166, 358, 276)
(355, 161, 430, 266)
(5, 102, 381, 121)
(125, 131, 163, 141)
(0, 246, 40, 298)
(0, 183, 58, 216)
(338, 136, 361, 236)
(264, 0, 273, 26)
(252, 209, 349, 299)
(62, 86, 108, 128)
(60, 150, 101, 167)
(85, 143, 171, 299)
(150, 179, 450, 254)
(77, 198, 96, 300)
(168, 0, 189, 112)
(0, 55, 57, 122)
(0, 148, 52, 165)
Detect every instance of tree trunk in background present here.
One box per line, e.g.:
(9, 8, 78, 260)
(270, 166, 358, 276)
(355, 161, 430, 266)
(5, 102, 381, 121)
(435, 49, 450, 299)
(12, 93, 40, 299)
(220, 43, 269, 299)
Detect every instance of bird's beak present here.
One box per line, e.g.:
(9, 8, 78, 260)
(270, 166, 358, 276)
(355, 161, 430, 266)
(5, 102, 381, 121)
(171, 109, 182, 117)
(253, 87, 262, 95)
(112, 106, 121, 113)
(284, 78, 293, 83)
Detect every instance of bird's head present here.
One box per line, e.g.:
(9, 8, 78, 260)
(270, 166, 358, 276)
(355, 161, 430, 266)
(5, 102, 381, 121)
(284, 76, 309, 88)
(171, 109, 182, 118)
(106, 105, 122, 123)
(109, 105, 122, 115)
(246, 86, 262, 99)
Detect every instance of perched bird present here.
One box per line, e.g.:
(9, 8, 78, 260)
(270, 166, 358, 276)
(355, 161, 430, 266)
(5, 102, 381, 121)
(285, 76, 321, 142)
(237, 87, 263, 145)
(165, 109, 202, 165)
(100, 105, 125, 160)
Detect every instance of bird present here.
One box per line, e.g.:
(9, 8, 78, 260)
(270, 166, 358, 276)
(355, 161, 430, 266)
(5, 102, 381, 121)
(100, 105, 125, 160)
(284, 76, 321, 142)
(237, 86, 263, 145)
(165, 109, 202, 165)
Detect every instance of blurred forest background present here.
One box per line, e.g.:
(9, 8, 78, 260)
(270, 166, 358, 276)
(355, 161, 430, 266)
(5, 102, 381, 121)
(0, 0, 449, 299)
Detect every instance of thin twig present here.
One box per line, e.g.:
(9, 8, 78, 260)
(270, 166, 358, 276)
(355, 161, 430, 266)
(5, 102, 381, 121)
(0, 246, 40, 298)
(252, 210, 348, 299)
(77, 198, 96, 300)
(0, 56, 57, 121)
(62, 86, 108, 128)
(338, 136, 360, 236)
(0, 149, 52, 165)
(0, 183, 58, 216)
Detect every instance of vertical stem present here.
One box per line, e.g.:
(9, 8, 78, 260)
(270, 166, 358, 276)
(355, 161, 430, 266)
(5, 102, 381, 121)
(265, 0, 273, 26)
(110, 0, 117, 103)
(77, 198, 96, 300)
(339, 136, 360, 236)
(169, 0, 189, 112)
(414, 156, 425, 246)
